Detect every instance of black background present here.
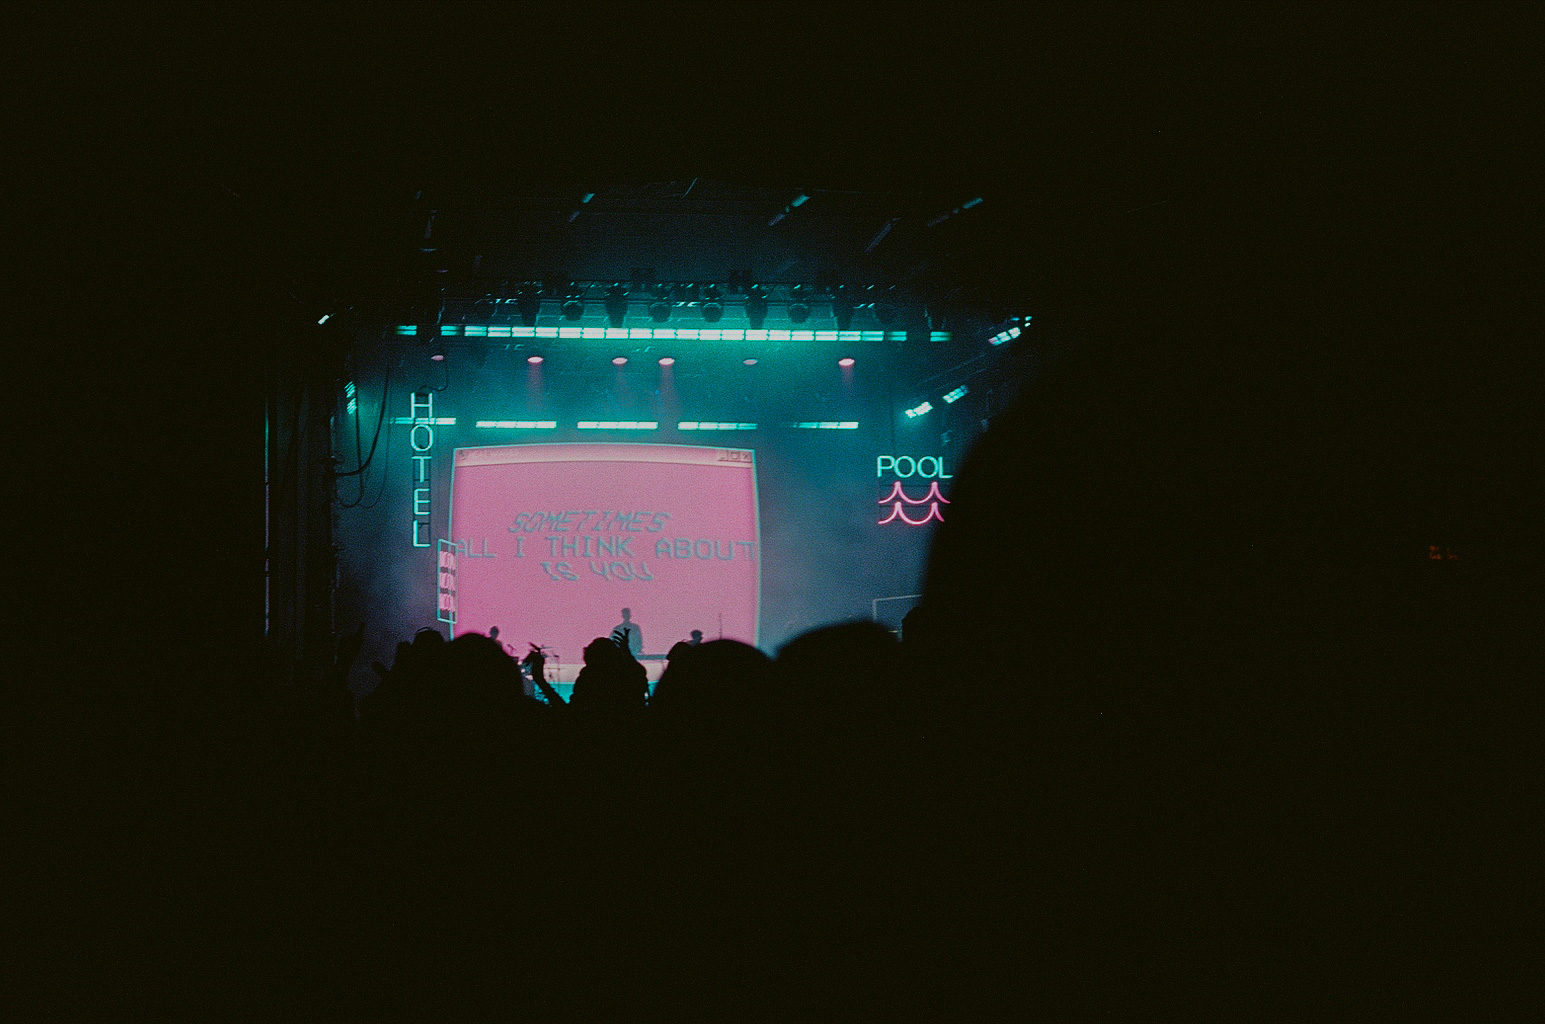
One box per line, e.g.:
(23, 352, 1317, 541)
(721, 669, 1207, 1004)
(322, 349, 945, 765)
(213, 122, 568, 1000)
(11, 3, 1540, 1012)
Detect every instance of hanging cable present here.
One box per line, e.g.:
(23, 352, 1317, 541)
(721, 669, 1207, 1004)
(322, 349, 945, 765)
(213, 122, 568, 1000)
(336, 360, 392, 479)
(339, 373, 368, 507)
(338, 362, 392, 509)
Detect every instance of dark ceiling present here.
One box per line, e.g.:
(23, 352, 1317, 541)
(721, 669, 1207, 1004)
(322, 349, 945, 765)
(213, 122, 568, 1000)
(26, 3, 1540, 641)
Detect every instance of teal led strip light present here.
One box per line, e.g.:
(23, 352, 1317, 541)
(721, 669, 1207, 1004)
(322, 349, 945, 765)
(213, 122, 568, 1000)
(474, 420, 558, 429)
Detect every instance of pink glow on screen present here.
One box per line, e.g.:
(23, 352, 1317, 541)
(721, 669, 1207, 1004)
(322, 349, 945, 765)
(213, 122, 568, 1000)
(449, 443, 760, 677)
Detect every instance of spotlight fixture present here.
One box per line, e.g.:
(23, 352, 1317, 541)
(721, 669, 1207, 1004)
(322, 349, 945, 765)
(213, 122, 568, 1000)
(905, 401, 934, 418)
(612, 356, 628, 366)
(744, 286, 769, 328)
(527, 355, 544, 364)
(515, 286, 540, 327)
(658, 356, 675, 366)
(925, 196, 984, 228)
(649, 283, 673, 323)
(942, 385, 968, 403)
(561, 282, 584, 322)
(838, 357, 855, 367)
(700, 285, 724, 323)
(788, 285, 811, 324)
(831, 285, 854, 331)
(871, 285, 900, 325)
(603, 283, 629, 328)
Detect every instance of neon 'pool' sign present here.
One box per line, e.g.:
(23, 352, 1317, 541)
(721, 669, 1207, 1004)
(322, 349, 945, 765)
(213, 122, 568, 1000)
(876, 455, 952, 479)
(876, 455, 952, 526)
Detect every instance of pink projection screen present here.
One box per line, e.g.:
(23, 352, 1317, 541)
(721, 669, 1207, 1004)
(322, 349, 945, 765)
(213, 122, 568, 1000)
(448, 443, 759, 677)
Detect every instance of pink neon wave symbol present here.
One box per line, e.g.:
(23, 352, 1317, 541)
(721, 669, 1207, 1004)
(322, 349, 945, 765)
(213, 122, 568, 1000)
(877, 501, 945, 525)
(877, 481, 951, 506)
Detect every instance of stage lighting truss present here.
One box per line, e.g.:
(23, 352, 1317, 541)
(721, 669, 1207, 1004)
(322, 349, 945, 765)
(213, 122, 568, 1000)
(417, 281, 933, 328)
(412, 324, 912, 343)
(411, 281, 949, 339)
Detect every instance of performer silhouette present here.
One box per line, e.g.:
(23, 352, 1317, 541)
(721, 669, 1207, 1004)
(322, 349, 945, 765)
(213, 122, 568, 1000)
(667, 629, 703, 662)
(610, 607, 644, 657)
(488, 625, 515, 656)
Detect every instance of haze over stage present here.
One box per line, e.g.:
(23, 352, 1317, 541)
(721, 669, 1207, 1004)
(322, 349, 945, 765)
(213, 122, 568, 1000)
(302, 180, 1033, 680)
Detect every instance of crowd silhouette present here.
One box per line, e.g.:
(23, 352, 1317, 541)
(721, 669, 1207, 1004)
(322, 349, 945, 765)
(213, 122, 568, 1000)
(11, 326, 1525, 1015)
(15, 258, 1529, 1017)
